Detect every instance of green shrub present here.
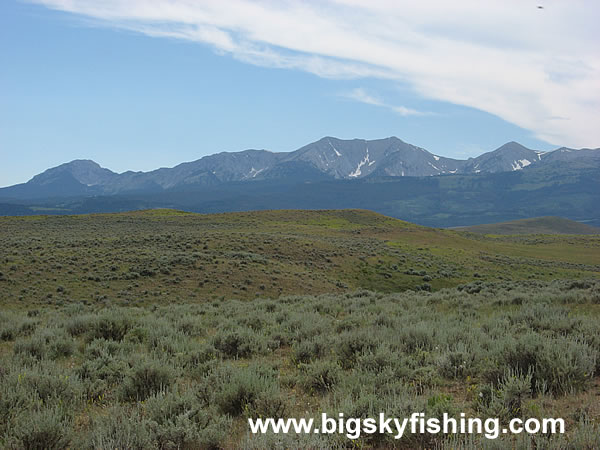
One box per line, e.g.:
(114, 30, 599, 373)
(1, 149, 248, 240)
(83, 338, 123, 359)
(89, 311, 133, 342)
(356, 344, 404, 375)
(335, 331, 376, 369)
(534, 337, 596, 395)
(251, 389, 290, 419)
(124, 326, 149, 344)
(476, 369, 532, 421)
(437, 346, 478, 379)
(21, 368, 82, 406)
(398, 325, 435, 353)
(0, 325, 15, 342)
(300, 360, 341, 394)
(0, 372, 30, 435)
(77, 341, 128, 398)
(120, 360, 174, 401)
(144, 391, 231, 449)
(17, 319, 38, 337)
(292, 338, 328, 364)
(500, 369, 532, 417)
(0, 276, 598, 448)
(64, 314, 95, 337)
(426, 393, 458, 419)
(6, 406, 72, 450)
(13, 336, 47, 360)
(179, 342, 216, 369)
(174, 316, 204, 337)
(489, 334, 596, 395)
(241, 429, 337, 450)
(213, 366, 282, 417)
(79, 406, 154, 450)
(13, 330, 74, 361)
(212, 329, 259, 359)
(50, 335, 75, 359)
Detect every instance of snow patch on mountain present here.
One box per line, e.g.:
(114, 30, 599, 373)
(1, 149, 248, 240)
(247, 167, 265, 178)
(511, 159, 531, 171)
(349, 148, 370, 178)
(328, 140, 342, 157)
(428, 162, 440, 172)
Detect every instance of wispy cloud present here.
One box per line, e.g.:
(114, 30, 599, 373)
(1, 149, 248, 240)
(29, 0, 600, 147)
(342, 88, 427, 116)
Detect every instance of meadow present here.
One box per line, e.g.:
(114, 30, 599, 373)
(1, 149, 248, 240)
(0, 209, 599, 448)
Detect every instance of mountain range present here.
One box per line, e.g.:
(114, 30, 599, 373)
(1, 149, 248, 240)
(1, 136, 599, 228)
(2, 137, 599, 200)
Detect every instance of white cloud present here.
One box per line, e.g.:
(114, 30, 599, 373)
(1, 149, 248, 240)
(30, 0, 600, 147)
(343, 88, 427, 116)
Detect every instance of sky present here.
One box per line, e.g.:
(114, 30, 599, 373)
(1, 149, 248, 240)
(1, 0, 599, 187)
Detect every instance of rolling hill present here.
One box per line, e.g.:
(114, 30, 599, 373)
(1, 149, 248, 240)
(1, 209, 598, 305)
(458, 216, 600, 235)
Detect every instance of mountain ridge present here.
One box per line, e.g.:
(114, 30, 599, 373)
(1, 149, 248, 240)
(1, 158, 598, 228)
(1, 136, 599, 201)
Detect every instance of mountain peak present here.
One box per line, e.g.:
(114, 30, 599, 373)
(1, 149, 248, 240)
(495, 141, 530, 152)
(30, 159, 116, 187)
(318, 136, 402, 144)
(65, 159, 101, 166)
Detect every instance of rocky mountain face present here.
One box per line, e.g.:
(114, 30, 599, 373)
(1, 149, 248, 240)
(461, 142, 545, 173)
(2, 137, 599, 200)
(290, 137, 463, 178)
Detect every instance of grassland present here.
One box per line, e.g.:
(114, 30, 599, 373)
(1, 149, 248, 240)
(1, 209, 598, 307)
(457, 216, 600, 235)
(1, 209, 599, 448)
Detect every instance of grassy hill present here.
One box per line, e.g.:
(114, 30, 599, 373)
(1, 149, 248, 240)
(457, 216, 600, 235)
(1, 209, 598, 306)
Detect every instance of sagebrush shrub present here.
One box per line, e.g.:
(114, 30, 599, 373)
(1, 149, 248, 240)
(534, 337, 596, 395)
(476, 369, 532, 421)
(335, 331, 376, 369)
(143, 390, 231, 449)
(6, 406, 72, 450)
(64, 314, 96, 337)
(89, 311, 133, 342)
(212, 329, 258, 358)
(80, 406, 154, 450)
(120, 360, 174, 401)
(292, 338, 328, 364)
(13, 329, 74, 361)
(300, 360, 341, 394)
(213, 366, 281, 417)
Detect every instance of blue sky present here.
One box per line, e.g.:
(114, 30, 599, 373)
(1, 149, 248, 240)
(1, 0, 598, 187)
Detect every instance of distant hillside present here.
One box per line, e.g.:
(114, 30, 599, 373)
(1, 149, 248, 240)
(458, 216, 600, 235)
(1, 209, 598, 305)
